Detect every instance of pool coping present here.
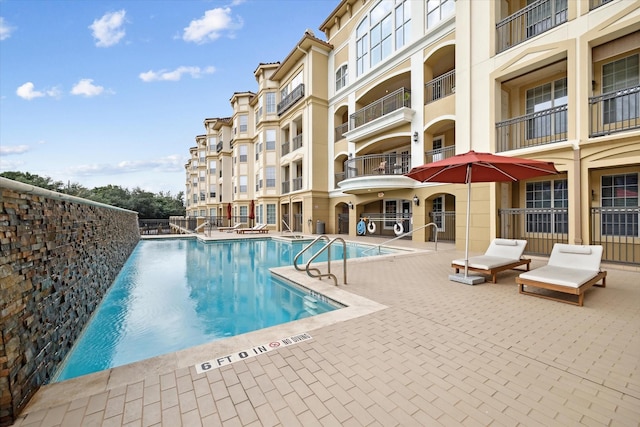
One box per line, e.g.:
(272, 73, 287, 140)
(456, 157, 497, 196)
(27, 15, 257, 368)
(22, 239, 425, 414)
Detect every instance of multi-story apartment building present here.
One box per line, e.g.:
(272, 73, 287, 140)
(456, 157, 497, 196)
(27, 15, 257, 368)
(185, 0, 639, 265)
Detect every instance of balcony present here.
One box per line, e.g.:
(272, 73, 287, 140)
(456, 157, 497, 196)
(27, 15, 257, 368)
(425, 70, 455, 104)
(292, 176, 303, 191)
(277, 84, 305, 116)
(425, 146, 455, 164)
(292, 134, 303, 150)
(496, 0, 568, 54)
(589, 85, 640, 137)
(338, 153, 414, 194)
(281, 141, 290, 156)
(282, 181, 290, 194)
(216, 141, 223, 152)
(496, 105, 568, 152)
(334, 122, 349, 141)
(344, 88, 414, 142)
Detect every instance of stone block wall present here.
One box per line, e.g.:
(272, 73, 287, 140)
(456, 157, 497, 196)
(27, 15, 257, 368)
(0, 178, 140, 426)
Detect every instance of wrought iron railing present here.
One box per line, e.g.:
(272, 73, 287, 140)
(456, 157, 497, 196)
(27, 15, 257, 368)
(589, 0, 614, 10)
(343, 153, 411, 179)
(334, 172, 345, 188)
(428, 211, 456, 242)
(277, 84, 305, 116)
(591, 207, 639, 265)
(425, 146, 455, 164)
(496, 0, 568, 53)
(589, 85, 640, 137)
(281, 141, 290, 156)
(499, 207, 569, 255)
(496, 104, 568, 152)
(282, 181, 290, 194)
(334, 122, 349, 141)
(292, 134, 303, 150)
(292, 176, 303, 191)
(425, 70, 455, 104)
(349, 88, 411, 130)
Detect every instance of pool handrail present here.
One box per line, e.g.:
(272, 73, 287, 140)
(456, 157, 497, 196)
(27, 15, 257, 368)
(293, 235, 347, 286)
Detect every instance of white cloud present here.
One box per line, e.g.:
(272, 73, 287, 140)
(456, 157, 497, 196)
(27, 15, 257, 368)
(182, 7, 243, 44)
(16, 82, 61, 100)
(0, 144, 30, 155)
(70, 79, 107, 97)
(69, 155, 186, 176)
(0, 17, 16, 41)
(89, 10, 126, 47)
(139, 66, 215, 82)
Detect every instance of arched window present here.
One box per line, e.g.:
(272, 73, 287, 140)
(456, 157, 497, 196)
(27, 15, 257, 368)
(356, 0, 411, 77)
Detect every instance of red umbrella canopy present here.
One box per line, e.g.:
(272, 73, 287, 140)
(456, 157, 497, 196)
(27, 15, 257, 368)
(406, 150, 558, 184)
(249, 200, 255, 219)
(226, 203, 232, 220)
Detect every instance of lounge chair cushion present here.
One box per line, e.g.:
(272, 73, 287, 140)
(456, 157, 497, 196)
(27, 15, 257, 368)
(518, 265, 601, 289)
(452, 256, 521, 270)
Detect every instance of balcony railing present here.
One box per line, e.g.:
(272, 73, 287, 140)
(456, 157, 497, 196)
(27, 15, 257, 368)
(589, 0, 614, 10)
(496, 104, 568, 152)
(343, 153, 411, 179)
(589, 85, 640, 137)
(277, 84, 305, 116)
(425, 146, 455, 164)
(292, 176, 303, 191)
(334, 172, 345, 188)
(216, 141, 223, 152)
(496, 0, 568, 53)
(292, 134, 303, 150)
(425, 70, 455, 104)
(335, 122, 349, 141)
(281, 141, 290, 156)
(349, 88, 411, 130)
(591, 207, 639, 265)
(499, 207, 569, 256)
(282, 181, 290, 194)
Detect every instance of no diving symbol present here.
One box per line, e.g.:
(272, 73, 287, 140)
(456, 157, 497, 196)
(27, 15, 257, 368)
(269, 342, 280, 348)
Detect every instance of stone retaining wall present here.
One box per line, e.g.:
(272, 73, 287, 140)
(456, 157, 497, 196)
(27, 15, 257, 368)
(0, 178, 140, 426)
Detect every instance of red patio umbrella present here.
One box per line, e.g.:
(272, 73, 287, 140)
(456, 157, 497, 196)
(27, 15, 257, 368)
(226, 203, 232, 226)
(406, 150, 558, 284)
(249, 200, 255, 227)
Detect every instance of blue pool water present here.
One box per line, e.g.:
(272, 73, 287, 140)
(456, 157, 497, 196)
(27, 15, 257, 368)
(54, 238, 392, 382)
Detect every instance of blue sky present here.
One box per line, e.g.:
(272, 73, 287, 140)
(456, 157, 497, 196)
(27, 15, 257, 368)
(0, 0, 336, 196)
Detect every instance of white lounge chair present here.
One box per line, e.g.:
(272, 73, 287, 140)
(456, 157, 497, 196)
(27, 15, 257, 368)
(235, 223, 269, 234)
(218, 223, 242, 232)
(451, 238, 530, 283)
(516, 243, 606, 306)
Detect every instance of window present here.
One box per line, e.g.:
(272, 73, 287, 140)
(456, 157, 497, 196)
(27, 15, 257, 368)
(239, 176, 247, 193)
(525, 179, 568, 233)
(208, 136, 217, 151)
(266, 166, 276, 188)
(266, 129, 276, 150)
(266, 92, 276, 114)
(257, 204, 263, 225)
(267, 204, 276, 224)
(526, 0, 567, 38)
(356, 1, 411, 76)
(335, 64, 348, 91)
(601, 173, 638, 236)
(199, 170, 205, 182)
(256, 97, 262, 121)
(209, 160, 216, 173)
(602, 54, 639, 124)
(526, 78, 567, 139)
(240, 206, 247, 221)
(384, 200, 397, 228)
(239, 115, 248, 132)
(281, 72, 303, 99)
(427, 0, 454, 29)
(432, 196, 444, 231)
(239, 145, 247, 162)
(395, 0, 411, 49)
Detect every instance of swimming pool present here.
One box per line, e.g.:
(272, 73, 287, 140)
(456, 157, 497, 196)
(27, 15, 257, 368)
(53, 237, 393, 382)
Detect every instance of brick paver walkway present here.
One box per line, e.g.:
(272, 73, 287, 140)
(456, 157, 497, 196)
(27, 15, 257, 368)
(11, 236, 640, 426)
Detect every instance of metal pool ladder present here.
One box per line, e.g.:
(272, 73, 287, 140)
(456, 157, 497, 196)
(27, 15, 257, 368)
(293, 235, 347, 286)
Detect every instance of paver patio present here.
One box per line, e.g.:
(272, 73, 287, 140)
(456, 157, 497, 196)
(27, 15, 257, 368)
(10, 235, 640, 426)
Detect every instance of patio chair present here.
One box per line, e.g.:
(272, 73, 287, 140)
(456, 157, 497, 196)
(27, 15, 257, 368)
(217, 223, 242, 233)
(235, 223, 269, 234)
(372, 160, 387, 174)
(516, 243, 606, 306)
(451, 238, 530, 283)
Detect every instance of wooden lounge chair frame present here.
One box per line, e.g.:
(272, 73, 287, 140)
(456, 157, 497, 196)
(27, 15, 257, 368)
(451, 238, 530, 283)
(235, 224, 269, 234)
(218, 223, 242, 232)
(515, 244, 606, 306)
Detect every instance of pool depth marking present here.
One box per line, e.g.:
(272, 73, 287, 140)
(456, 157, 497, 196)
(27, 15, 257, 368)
(195, 332, 313, 374)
